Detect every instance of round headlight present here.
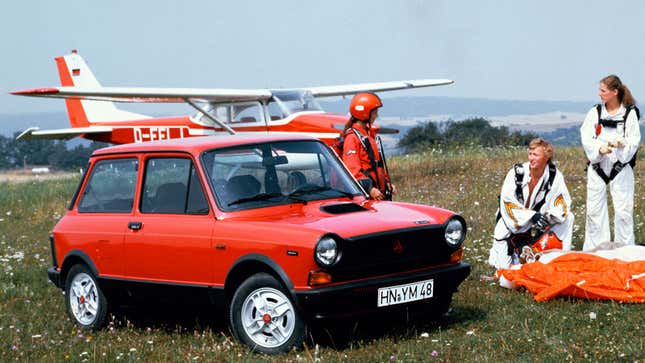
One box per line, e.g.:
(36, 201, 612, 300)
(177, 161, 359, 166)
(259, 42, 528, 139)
(445, 218, 465, 247)
(315, 236, 340, 267)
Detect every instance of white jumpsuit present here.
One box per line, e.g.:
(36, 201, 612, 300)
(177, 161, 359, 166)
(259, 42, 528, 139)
(488, 162, 574, 269)
(580, 104, 640, 250)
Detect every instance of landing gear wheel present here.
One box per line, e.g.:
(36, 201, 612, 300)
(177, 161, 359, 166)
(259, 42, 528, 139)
(64, 264, 108, 330)
(229, 273, 305, 354)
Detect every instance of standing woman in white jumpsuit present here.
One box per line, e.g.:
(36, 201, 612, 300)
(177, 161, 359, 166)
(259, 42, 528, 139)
(581, 75, 640, 250)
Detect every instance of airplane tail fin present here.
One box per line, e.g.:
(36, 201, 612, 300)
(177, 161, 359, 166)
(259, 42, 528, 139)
(55, 51, 148, 127)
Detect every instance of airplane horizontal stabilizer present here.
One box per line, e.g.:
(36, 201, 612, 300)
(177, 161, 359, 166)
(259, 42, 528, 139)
(16, 126, 113, 140)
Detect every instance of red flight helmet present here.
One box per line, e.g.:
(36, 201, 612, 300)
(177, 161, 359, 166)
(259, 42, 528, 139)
(349, 92, 382, 121)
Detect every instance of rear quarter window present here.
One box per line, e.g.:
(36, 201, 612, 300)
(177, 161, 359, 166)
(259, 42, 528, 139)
(77, 158, 138, 213)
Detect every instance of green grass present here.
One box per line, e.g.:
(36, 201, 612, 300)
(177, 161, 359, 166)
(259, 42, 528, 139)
(1, 147, 644, 362)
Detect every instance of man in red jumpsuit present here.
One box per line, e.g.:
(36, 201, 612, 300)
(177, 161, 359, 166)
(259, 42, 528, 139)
(342, 92, 395, 200)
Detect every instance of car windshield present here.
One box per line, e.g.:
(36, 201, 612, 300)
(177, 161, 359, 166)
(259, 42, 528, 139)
(267, 90, 323, 120)
(201, 140, 363, 211)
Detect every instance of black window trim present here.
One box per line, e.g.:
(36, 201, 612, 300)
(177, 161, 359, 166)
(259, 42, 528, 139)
(139, 154, 211, 216)
(68, 162, 90, 211)
(77, 156, 139, 214)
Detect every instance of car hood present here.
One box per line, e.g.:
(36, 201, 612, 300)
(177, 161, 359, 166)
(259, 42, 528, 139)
(219, 199, 457, 241)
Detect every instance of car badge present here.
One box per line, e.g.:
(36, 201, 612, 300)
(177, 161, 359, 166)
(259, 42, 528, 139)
(393, 240, 404, 254)
(414, 220, 430, 225)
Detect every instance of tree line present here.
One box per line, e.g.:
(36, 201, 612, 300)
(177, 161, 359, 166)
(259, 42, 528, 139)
(0, 133, 108, 170)
(397, 118, 538, 152)
(1, 117, 539, 170)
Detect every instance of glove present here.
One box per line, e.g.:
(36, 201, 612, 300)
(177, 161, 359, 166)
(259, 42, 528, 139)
(531, 212, 549, 230)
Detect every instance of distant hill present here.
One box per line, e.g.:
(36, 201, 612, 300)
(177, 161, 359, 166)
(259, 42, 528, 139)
(4, 96, 637, 148)
(541, 124, 645, 146)
(320, 96, 593, 118)
(1, 96, 595, 137)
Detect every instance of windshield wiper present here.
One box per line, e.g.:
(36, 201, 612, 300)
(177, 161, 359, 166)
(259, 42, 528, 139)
(228, 192, 284, 206)
(228, 186, 354, 207)
(288, 185, 354, 200)
(228, 192, 308, 206)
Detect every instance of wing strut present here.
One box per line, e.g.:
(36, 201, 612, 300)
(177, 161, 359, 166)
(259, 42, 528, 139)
(185, 99, 236, 135)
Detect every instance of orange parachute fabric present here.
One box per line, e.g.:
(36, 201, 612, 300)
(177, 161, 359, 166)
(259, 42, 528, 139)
(499, 248, 645, 302)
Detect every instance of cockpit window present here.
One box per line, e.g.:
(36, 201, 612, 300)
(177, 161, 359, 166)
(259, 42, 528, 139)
(194, 101, 264, 126)
(267, 90, 323, 120)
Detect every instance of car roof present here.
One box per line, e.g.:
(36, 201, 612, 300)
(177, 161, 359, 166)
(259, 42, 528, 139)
(91, 133, 319, 156)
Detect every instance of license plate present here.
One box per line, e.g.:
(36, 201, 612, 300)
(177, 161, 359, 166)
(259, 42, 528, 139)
(377, 279, 434, 307)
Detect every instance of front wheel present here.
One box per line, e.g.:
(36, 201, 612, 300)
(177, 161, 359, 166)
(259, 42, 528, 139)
(64, 264, 108, 330)
(229, 273, 305, 354)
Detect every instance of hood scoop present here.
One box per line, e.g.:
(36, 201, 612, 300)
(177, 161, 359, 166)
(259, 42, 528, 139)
(320, 202, 368, 215)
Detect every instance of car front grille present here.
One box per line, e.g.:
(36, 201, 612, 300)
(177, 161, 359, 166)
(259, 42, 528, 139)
(331, 225, 454, 282)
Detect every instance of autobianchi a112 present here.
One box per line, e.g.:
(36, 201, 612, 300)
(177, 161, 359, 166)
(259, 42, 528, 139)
(45, 134, 470, 354)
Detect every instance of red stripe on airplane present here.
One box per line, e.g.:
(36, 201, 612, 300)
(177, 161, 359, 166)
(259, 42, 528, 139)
(55, 56, 89, 127)
(10, 87, 60, 95)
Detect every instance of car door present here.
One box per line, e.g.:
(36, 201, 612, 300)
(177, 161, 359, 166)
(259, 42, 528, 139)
(72, 157, 139, 278)
(124, 154, 214, 285)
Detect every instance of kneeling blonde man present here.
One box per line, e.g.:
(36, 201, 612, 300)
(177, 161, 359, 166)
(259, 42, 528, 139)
(488, 138, 574, 269)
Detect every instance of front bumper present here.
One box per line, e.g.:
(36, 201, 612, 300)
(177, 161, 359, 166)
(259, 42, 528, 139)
(296, 262, 471, 320)
(48, 267, 62, 289)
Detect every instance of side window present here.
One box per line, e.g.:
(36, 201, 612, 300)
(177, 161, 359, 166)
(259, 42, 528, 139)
(78, 158, 138, 213)
(231, 103, 263, 124)
(198, 103, 264, 125)
(141, 158, 209, 215)
(212, 105, 230, 123)
(267, 101, 285, 121)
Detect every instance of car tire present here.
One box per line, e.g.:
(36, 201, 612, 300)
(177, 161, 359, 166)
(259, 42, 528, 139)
(229, 273, 305, 354)
(64, 264, 108, 330)
(408, 293, 453, 321)
(426, 293, 453, 320)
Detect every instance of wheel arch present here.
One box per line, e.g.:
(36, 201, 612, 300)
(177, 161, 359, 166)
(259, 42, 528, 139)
(224, 254, 297, 307)
(59, 250, 99, 289)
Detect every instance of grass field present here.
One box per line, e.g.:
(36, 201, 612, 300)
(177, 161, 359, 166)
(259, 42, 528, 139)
(1, 147, 643, 362)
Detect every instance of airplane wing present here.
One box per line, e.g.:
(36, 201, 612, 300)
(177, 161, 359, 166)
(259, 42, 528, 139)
(16, 126, 113, 140)
(307, 79, 454, 97)
(12, 79, 452, 103)
(11, 87, 273, 103)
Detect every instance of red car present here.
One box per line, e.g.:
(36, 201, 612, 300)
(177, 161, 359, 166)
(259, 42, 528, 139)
(46, 134, 470, 353)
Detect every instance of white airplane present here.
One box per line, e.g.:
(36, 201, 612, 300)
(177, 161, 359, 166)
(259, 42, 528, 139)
(11, 50, 454, 145)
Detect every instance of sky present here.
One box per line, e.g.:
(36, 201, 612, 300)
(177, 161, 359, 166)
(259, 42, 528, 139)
(1, 0, 644, 115)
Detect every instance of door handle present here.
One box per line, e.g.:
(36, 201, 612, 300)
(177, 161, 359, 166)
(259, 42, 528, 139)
(128, 221, 143, 231)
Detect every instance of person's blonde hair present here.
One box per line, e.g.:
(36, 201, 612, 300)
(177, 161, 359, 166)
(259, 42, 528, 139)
(528, 138, 554, 161)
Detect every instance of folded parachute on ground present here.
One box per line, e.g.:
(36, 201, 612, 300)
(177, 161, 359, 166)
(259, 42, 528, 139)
(498, 245, 645, 302)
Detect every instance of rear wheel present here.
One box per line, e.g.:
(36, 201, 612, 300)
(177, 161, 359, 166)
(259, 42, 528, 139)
(229, 273, 305, 354)
(64, 264, 108, 330)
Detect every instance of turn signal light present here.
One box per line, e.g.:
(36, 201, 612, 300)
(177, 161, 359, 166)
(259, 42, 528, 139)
(308, 270, 332, 286)
(450, 247, 464, 263)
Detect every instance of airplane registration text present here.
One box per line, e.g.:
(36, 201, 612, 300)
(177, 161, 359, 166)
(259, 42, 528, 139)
(133, 127, 188, 143)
